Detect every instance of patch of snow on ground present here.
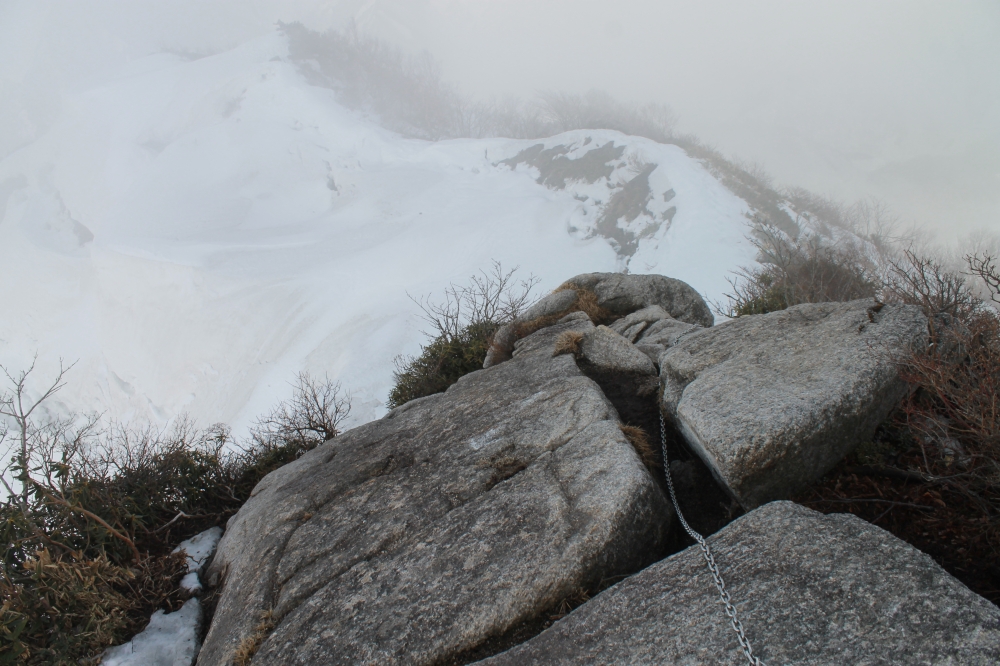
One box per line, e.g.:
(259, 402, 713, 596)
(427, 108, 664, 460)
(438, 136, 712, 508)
(101, 598, 202, 666)
(174, 526, 223, 573)
(172, 526, 223, 595)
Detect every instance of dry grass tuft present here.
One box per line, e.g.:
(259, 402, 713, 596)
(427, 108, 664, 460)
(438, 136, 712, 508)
(620, 424, 659, 470)
(552, 286, 613, 324)
(233, 609, 276, 666)
(499, 287, 613, 363)
(553, 331, 585, 357)
(511, 314, 564, 343)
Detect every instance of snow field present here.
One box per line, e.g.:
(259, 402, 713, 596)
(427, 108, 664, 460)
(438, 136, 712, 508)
(0, 31, 757, 437)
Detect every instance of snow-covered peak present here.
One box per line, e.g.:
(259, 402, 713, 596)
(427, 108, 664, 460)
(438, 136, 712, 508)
(0, 30, 758, 434)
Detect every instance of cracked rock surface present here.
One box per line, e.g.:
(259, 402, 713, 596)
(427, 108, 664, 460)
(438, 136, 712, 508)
(660, 300, 928, 508)
(198, 315, 671, 666)
(484, 273, 712, 369)
(480, 501, 1000, 666)
(562, 272, 714, 327)
(578, 325, 657, 377)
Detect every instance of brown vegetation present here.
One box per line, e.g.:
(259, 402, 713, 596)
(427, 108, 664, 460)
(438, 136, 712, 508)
(232, 609, 276, 666)
(1, 369, 348, 664)
(552, 331, 584, 357)
(790, 249, 1000, 604)
(620, 424, 658, 471)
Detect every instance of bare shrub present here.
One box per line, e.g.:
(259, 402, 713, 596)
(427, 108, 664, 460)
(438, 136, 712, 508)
(388, 263, 540, 409)
(250, 372, 350, 448)
(0, 361, 351, 664)
(715, 223, 878, 318)
(967, 251, 1000, 307)
(411, 261, 539, 344)
(895, 251, 1000, 464)
(899, 312, 1000, 458)
(881, 249, 979, 322)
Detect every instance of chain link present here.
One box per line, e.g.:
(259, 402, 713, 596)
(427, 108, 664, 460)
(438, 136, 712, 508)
(659, 412, 765, 666)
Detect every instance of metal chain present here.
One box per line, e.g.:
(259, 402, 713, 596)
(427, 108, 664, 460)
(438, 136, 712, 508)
(659, 412, 765, 666)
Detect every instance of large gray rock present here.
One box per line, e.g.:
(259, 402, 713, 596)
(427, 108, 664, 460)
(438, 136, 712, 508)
(659, 300, 928, 508)
(484, 273, 712, 368)
(632, 316, 704, 365)
(637, 316, 702, 347)
(608, 305, 672, 341)
(578, 325, 657, 377)
(198, 316, 671, 666)
(562, 272, 714, 327)
(481, 501, 1000, 665)
(517, 288, 580, 322)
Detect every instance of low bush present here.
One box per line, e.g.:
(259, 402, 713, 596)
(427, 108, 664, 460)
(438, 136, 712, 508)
(793, 250, 1000, 603)
(0, 369, 349, 664)
(0, 550, 186, 665)
(388, 263, 538, 409)
(388, 321, 499, 409)
(716, 222, 878, 317)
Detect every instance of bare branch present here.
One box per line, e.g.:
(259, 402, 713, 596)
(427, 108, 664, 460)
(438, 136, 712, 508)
(967, 252, 1000, 305)
(408, 261, 540, 343)
(251, 372, 351, 448)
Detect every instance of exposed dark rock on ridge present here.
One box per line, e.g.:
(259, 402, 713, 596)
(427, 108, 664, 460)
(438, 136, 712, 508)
(499, 141, 625, 189)
(197, 315, 671, 666)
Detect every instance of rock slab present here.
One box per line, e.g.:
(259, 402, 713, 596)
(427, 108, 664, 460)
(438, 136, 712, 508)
(198, 317, 670, 666)
(578, 325, 657, 377)
(484, 272, 712, 368)
(660, 300, 927, 508)
(562, 272, 714, 327)
(481, 501, 1000, 666)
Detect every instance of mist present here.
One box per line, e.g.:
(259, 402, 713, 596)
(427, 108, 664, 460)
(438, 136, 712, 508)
(2, 0, 998, 240)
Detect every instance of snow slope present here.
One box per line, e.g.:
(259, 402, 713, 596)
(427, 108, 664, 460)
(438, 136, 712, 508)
(0, 31, 758, 434)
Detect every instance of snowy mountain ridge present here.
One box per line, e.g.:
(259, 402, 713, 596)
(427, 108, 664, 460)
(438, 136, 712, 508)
(2, 30, 769, 434)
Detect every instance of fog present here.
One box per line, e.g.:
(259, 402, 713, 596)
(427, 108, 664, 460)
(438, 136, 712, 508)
(2, 0, 998, 240)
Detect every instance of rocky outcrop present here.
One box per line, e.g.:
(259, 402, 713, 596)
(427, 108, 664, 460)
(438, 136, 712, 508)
(577, 325, 657, 377)
(197, 314, 671, 666)
(608, 305, 672, 342)
(484, 273, 712, 368)
(561, 272, 714, 327)
(636, 316, 701, 348)
(480, 501, 1000, 665)
(660, 300, 928, 508)
(193, 270, 1000, 666)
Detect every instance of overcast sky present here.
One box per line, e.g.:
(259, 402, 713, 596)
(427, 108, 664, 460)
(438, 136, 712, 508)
(2, 0, 998, 240)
